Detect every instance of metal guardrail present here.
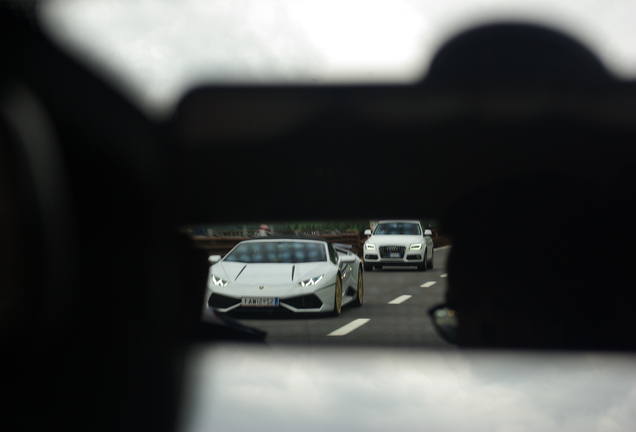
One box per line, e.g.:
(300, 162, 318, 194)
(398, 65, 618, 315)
(191, 230, 450, 258)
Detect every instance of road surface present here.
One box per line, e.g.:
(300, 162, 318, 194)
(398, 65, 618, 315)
(226, 246, 453, 348)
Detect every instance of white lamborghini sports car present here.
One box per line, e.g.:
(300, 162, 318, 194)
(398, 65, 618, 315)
(205, 238, 363, 316)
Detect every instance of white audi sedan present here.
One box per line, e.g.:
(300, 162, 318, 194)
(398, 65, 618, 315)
(363, 220, 434, 271)
(205, 237, 363, 316)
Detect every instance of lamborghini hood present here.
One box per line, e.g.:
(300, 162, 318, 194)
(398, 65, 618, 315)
(214, 261, 328, 285)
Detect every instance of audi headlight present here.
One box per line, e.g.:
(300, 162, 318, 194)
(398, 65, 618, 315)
(210, 274, 229, 287)
(410, 243, 422, 250)
(365, 243, 376, 250)
(299, 275, 324, 287)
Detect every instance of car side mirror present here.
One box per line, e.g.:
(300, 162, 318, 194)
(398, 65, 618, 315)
(424, 229, 432, 236)
(208, 255, 222, 264)
(364, 229, 372, 236)
(340, 255, 356, 264)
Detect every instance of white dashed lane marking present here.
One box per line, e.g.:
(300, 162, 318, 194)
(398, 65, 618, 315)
(327, 318, 371, 336)
(388, 295, 412, 305)
(420, 281, 437, 288)
(440, 273, 448, 278)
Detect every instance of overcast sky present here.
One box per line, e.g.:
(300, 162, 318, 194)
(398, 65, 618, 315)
(39, 0, 636, 118)
(179, 346, 636, 432)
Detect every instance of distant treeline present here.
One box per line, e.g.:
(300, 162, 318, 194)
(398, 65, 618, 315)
(194, 220, 369, 233)
(189, 219, 437, 234)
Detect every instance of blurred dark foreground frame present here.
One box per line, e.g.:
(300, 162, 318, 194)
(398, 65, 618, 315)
(3, 6, 636, 432)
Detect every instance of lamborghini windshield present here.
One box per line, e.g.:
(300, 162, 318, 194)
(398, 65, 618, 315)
(224, 241, 328, 264)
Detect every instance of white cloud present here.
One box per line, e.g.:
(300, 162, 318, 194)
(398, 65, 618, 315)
(39, 0, 636, 119)
(178, 347, 636, 432)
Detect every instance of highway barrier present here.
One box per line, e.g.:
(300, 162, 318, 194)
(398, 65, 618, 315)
(190, 230, 450, 258)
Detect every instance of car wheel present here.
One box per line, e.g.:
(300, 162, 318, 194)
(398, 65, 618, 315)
(417, 249, 428, 271)
(364, 262, 373, 272)
(374, 265, 383, 270)
(427, 250, 434, 269)
(330, 276, 343, 316)
(353, 268, 364, 307)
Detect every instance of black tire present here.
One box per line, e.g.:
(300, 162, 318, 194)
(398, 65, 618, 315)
(353, 268, 364, 307)
(427, 250, 435, 269)
(374, 265, 383, 270)
(364, 263, 373, 272)
(330, 277, 343, 316)
(417, 249, 428, 271)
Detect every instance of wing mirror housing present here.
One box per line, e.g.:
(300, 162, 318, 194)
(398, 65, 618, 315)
(208, 255, 222, 264)
(339, 255, 356, 264)
(364, 229, 372, 236)
(424, 229, 433, 236)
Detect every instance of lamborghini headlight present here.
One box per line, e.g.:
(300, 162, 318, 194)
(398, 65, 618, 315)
(299, 275, 324, 287)
(210, 274, 229, 287)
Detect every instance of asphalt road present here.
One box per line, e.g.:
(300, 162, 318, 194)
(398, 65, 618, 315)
(227, 246, 453, 348)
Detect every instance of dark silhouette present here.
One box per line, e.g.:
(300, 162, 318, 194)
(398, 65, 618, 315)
(4, 4, 636, 432)
(440, 171, 631, 349)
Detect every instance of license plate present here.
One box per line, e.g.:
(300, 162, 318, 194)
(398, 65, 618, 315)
(388, 252, 401, 258)
(241, 297, 280, 307)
